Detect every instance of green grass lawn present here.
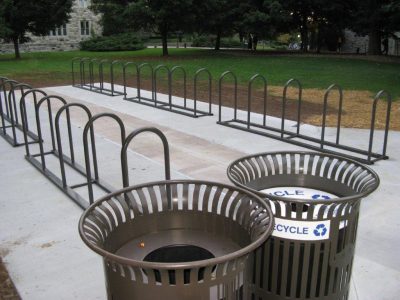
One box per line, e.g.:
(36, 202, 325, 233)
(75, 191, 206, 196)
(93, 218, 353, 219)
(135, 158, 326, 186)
(0, 48, 399, 98)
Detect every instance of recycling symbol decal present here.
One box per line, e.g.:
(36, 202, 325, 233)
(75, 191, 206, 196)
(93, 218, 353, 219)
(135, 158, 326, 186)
(313, 224, 327, 237)
(312, 194, 331, 200)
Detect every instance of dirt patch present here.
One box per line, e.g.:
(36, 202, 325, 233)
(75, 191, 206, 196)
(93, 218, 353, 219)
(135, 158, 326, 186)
(124, 78, 400, 131)
(0, 258, 20, 300)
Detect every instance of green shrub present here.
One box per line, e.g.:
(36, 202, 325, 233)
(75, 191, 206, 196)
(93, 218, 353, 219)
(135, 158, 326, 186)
(191, 35, 243, 48)
(220, 38, 243, 48)
(191, 35, 214, 47)
(79, 33, 146, 51)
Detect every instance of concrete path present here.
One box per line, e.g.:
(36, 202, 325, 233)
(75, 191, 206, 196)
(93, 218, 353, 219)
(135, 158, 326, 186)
(0, 85, 399, 299)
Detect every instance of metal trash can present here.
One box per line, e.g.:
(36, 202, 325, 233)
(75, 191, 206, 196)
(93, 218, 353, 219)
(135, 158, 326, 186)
(227, 152, 379, 300)
(79, 180, 274, 300)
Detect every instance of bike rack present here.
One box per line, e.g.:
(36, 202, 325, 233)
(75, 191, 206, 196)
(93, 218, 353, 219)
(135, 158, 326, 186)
(22, 95, 119, 209)
(218, 75, 392, 164)
(0, 81, 42, 146)
(122, 61, 212, 118)
(73, 58, 214, 118)
(72, 58, 124, 96)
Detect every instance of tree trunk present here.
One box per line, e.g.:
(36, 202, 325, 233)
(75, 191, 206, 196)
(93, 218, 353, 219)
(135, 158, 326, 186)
(161, 30, 168, 56)
(215, 30, 221, 50)
(12, 36, 21, 59)
(367, 28, 381, 55)
(300, 28, 308, 52)
(300, 17, 308, 52)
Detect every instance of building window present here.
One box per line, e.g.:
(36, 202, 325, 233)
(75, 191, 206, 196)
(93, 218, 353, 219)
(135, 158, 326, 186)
(79, 0, 89, 8)
(80, 21, 90, 36)
(49, 24, 67, 36)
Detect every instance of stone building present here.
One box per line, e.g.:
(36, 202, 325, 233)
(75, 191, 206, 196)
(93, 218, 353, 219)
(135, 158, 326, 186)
(342, 30, 400, 56)
(0, 0, 102, 53)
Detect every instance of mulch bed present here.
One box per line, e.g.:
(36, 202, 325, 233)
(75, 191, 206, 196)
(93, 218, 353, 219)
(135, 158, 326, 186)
(0, 258, 20, 300)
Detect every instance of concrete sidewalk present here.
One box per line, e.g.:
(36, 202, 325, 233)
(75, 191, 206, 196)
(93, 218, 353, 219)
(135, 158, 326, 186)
(0, 85, 399, 299)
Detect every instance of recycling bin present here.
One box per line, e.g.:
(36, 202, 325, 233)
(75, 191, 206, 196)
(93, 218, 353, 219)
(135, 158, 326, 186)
(227, 152, 379, 300)
(79, 180, 274, 300)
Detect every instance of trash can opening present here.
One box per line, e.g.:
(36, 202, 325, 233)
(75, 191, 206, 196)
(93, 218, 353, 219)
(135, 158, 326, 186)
(144, 245, 215, 263)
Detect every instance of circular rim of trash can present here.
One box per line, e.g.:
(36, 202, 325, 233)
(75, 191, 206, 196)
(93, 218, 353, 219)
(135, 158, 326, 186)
(79, 179, 275, 270)
(227, 151, 380, 204)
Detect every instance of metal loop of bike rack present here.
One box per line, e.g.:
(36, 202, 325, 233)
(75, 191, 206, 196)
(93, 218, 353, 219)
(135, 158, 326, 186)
(89, 58, 102, 91)
(121, 127, 172, 209)
(83, 112, 126, 205)
(170, 66, 187, 108)
(153, 64, 172, 108)
(218, 73, 393, 164)
(0, 78, 13, 136)
(0, 80, 42, 147)
(71, 57, 83, 88)
(123, 62, 139, 101)
(281, 78, 302, 138)
(73, 58, 213, 118)
(321, 84, 343, 148)
(248, 74, 268, 128)
(218, 71, 237, 122)
(19, 88, 48, 152)
(0, 79, 19, 126)
(193, 68, 213, 117)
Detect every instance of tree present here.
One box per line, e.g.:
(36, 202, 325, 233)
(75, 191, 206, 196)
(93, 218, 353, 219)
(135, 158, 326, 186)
(0, 0, 72, 59)
(349, 0, 400, 55)
(193, 0, 242, 50)
(234, 0, 290, 50)
(274, 0, 353, 52)
(92, 0, 195, 56)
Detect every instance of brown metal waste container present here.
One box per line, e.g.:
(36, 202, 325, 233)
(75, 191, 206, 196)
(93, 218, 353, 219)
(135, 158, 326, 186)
(79, 179, 274, 300)
(227, 151, 379, 300)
